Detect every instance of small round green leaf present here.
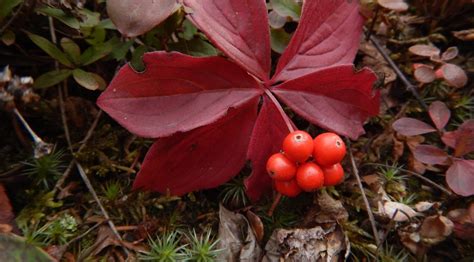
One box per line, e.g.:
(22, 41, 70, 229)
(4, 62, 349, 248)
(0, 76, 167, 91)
(72, 69, 100, 90)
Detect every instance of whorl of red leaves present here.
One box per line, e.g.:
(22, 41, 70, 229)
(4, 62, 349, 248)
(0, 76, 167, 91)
(98, 0, 380, 201)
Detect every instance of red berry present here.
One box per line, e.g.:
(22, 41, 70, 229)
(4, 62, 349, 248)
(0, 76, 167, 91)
(295, 162, 324, 192)
(274, 178, 302, 197)
(266, 153, 297, 181)
(313, 132, 346, 166)
(322, 163, 344, 186)
(282, 131, 314, 163)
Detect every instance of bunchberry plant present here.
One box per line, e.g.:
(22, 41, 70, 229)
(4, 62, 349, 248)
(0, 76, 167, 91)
(98, 0, 380, 200)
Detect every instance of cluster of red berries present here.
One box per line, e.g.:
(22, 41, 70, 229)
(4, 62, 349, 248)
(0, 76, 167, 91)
(266, 131, 347, 197)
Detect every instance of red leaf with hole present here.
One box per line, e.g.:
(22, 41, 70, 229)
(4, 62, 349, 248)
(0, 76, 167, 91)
(106, 0, 179, 37)
(183, 0, 271, 81)
(429, 101, 451, 130)
(272, 66, 380, 139)
(133, 99, 258, 195)
(446, 160, 474, 197)
(97, 52, 262, 138)
(413, 144, 449, 165)
(392, 117, 436, 136)
(99, 0, 379, 199)
(272, 0, 364, 82)
(245, 96, 290, 201)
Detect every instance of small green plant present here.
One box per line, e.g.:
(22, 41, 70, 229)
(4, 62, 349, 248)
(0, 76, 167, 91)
(139, 231, 187, 262)
(32, 213, 78, 245)
(23, 149, 65, 189)
(184, 230, 221, 262)
(101, 180, 122, 201)
(219, 176, 249, 208)
(377, 163, 406, 183)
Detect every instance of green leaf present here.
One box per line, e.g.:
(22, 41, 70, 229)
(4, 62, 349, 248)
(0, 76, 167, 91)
(109, 40, 134, 61)
(1, 29, 16, 46)
(169, 38, 217, 57)
(180, 19, 198, 41)
(27, 32, 74, 68)
(60, 37, 81, 65)
(72, 69, 99, 90)
(270, 28, 292, 54)
(80, 37, 120, 65)
(34, 69, 72, 88)
(130, 45, 147, 72)
(0, 0, 22, 22)
(35, 6, 80, 29)
(270, 0, 301, 21)
(90, 72, 107, 90)
(77, 9, 100, 28)
(0, 234, 54, 262)
(98, 18, 116, 30)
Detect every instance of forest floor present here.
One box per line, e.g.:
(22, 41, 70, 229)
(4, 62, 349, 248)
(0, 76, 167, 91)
(0, 0, 473, 261)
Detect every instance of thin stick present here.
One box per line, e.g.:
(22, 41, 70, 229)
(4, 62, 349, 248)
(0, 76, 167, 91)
(367, 33, 428, 111)
(75, 162, 128, 255)
(53, 110, 102, 194)
(363, 163, 452, 196)
(346, 138, 381, 246)
(0, 0, 25, 34)
(263, 89, 295, 216)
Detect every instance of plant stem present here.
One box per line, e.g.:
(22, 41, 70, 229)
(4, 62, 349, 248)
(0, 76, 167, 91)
(264, 89, 295, 133)
(264, 89, 295, 216)
(267, 192, 282, 216)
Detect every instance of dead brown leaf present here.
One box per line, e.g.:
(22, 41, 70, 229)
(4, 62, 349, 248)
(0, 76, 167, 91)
(419, 215, 453, 244)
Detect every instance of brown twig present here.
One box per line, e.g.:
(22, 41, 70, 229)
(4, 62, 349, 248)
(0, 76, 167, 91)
(346, 138, 381, 246)
(367, 33, 428, 111)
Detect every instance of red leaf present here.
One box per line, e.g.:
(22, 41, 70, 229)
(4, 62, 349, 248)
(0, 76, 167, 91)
(441, 120, 474, 156)
(446, 160, 474, 197)
(133, 99, 258, 195)
(408, 44, 440, 57)
(106, 0, 179, 37)
(441, 63, 468, 88)
(414, 66, 436, 84)
(272, 0, 364, 82)
(413, 145, 449, 165)
(392, 117, 436, 136)
(97, 52, 261, 138)
(454, 120, 474, 157)
(0, 184, 17, 233)
(183, 0, 271, 81)
(429, 101, 450, 130)
(245, 96, 290, 201)
(272, 65, 379, 139)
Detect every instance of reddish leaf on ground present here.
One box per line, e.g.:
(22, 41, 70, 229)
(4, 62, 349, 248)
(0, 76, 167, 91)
(414, 66, 436, 84)
(441, 120, 474, 156)
(446, 160, 474, 197)
(272, 65, 379, 139)
(133, 99, 258, 195)
(106, 0, 179, 37)
(245, 96, 290, 201)
(441, 47, 459, 61)
(413, 145, 450, 165)
(183, 0, 271, 81)
(392, 117, 436, 136)
(454, 120, 474, 157)
(428, 101, 451, 130)
(97, 52, 261, 138)
(440, 63, 468, 88)
(408, 44, 440, 57)
(272, 0, 363, 83)
(0, 184, 16, 233)
(377, 0, 409, 11)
